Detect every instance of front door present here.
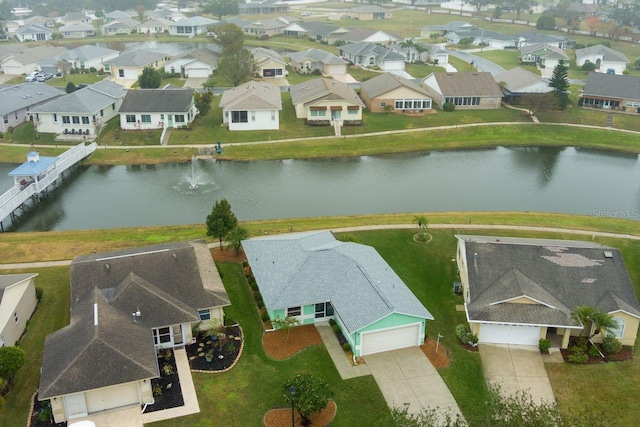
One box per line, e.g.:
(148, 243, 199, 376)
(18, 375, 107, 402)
(168, 114, 173, 128)
(172, 324, 184, 345)
(331, 110, 341, 121)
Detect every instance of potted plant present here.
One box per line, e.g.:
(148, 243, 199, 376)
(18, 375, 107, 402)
(205, 349, 214, 363)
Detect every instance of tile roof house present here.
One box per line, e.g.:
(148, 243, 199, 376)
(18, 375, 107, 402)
(59, 22, 95, 38)
(288, 48, 348, 76)
(39, 241, 230, 423)
(14, 24, 53, 42)
(168, 16, 218, 37)
(0, 83, 64, 134)
(101, 18, 141, 35)
(219, 81, 282, 130)
(575, 44, 629, 75)
(344, 5, 393, 20)
(360, 73, 433, 114)
(520, 43, 570, 71)
(242, 231, 433, 356)
(104, 50, 171, 80)
(423, 72, 503, 109)
(119, 87, 198, 130)
(163, 47, 220, 78)
(290, 78, 365, 126)
(251, 47, 287, 78)
(339, 41, 405, 71)
(579, 72, 640, 113)
(0, 273, 38, 347)
(136, 17, 172, 34)
(494, 67, 552, 102)
(30, 80, 127, 137)
(456, 235, 640, 348)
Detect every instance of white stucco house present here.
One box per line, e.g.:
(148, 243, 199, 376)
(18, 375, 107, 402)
(163, 47, 220, 78)
(0, 83, 64, 134)
(575, 44, 629, 75)
(104, 50, 170, 80)
(59, 22, 95, 38)
(42, 45, 120, 72)
(339, 41, 405, 71)
(15, 24, 52, 41)
(0, 273, 38, 347)
(0, 44, 68, 75)
(219, 81, 282, 131)
(168, 16, 218, 37)
(118, 87, 198, 130)
(251, 47, 287, 78)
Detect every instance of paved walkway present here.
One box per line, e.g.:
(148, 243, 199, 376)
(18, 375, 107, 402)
(479, 344, 556, 404)
(365, 348, 464, 421)
(315, 323, 370, 379)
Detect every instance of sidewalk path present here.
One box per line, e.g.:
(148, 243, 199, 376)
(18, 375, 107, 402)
(1, 224, 637, 270)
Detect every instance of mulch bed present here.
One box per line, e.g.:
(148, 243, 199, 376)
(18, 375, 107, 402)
(187, 325, 243, 371)
(264, 401, 337, 427)
(210, 247, 246, 263)
(421, 338, 451, 368)
(29, 393, 66, 427)
(559, 337, 634, 364)
(143, 349, 184, 413)
(263, 325, 323, 360)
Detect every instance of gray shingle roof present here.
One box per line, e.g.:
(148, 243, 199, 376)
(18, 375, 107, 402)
(520, 43, 570, 60)
(220, 80, 282, 110)
(0, 82, 63, 115)
(459, 235, 640, 327)
(16, 24, 52, 35)
(360, 72, 431, 99)
(251, 47, 286, 66)
(340, 41, 406, 62)
(494, 67, 551, 93)
(582, 72, 640, 101)
(290, 78, 365, 108)
(341, 28, 398, 43)
(59, 22, 94, 32)
(517, 31, 573, 44)
(102, 18, 141, 30)
(427, 72, 503, 97)
(30, 80, 126, 114)
(288, 48, 347, 65)
(575, 44, 629, 63)
(119, 88, 195, 113)
(63, 45, 119, 62)
(104, 49, 168, 67)
(170, 47, 221, 66)
(3, 45, 68, 65)
(170, 16, 218, 27)
(296, 21, 346, 37)
(242, 231, 432, 333)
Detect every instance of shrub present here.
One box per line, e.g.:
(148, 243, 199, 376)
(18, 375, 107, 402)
(455, 324, 470, 342)
(574, 43, 586, 50)
(6, 126, 14, 135)
(256, 300, 264, 309)
(442, 102, 455, 112)
(459, 37, 473, 47)
(161, 363, 174, 376)
(38, 406, 52, 422)
(575, 337, 588, 351)
(342, 342, 351, 352)
(89, 66, 96, 73)
(242, 260, 249, 268)
(602, 336, 622, 354)
(328, 319, 336, 327)
(332, 324, 340, 334)
(588, 344, 601, 358)
(536, 14, 556, 30)
(567, 346, 588, 364)
(539, 338, 550, 353)
(35, 287, 43, 301)
(261, 312, 270, 322)
(582, 62, 597, 71)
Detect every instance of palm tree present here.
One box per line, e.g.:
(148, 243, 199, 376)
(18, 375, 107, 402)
(412, 215, 428, 229)
(571, 305, 616, 338)
(400, 38, 416, 63)
(226, 225, 249, 254)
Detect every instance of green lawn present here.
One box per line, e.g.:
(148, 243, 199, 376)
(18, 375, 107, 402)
(405, 62, 446, 79)
(97, 116, 163, 146)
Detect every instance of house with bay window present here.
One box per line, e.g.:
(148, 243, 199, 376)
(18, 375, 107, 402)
(30, 80, 126, 137)
(289, 78, 365, 126)
(39, 241, 230, 423)
(360, 73, 432, 114)
(422, 72, 503, 109)
(219, 80, 282, 131)
(118, 87, 198, 130)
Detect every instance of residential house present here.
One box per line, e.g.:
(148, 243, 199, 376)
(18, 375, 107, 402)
(388, 41, 450, 64)
(39, 241, 230, 423)
(445, 28, 518, 49)
(243, 231, 433, 357)
(339, 28, 399, 45)
(59, 12, 92, 25)
(0, 274, 38, 347)
(119, 87, 198, 130)
(52, 45, 120, 71)
(339, 41, 405, 71)
(104, 50, 170, 80)
(101, 18, 141, 36)
(168, 16, 218, 37)
(0, 83, 63, 134)
(136, 17, 172, 34)
(282, 21, 349, 44)
(456, 235, 640, 348)
(344, 5, 393, 20)
(59, 23, 95, 38)
(520, 43, 570, 71)
(360, 73, 433, 114)
(104, 10, 133, 23)
(494, 67, 552, 103)
(251, 47, 287, 78)
(239, 0, 290, 15)
(290, 78, 365, 126)
(23, 15, 56, 28)
(423, 72, 503, 109)
(30, 80, 127, 136)
(575, 44, 629, 75)
(420, 20, 474, 38)
(242, 16, 299, 38)
(0, 45, 25, 73)
(1, 44, 68, 75)
(3, 20, 22, 38)
(516, 31, 575, 49)
(288, 48, 348, 76)
(151, 9, 186, 22)
(579, 72, 640, 113)
(219, 81, 282, 130)
(164, 47, 220, 78)
(15, 24, 52, 42)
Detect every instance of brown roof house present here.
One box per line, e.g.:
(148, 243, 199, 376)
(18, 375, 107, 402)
(290, 78, 365, 127)
(422, 72, 503, 109)
(360, 73, 433, 114)
(39, 241, 230, 423)
(456, 235, 640, 349)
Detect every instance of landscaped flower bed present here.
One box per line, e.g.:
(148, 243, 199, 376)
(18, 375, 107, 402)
(186, 325, 243, 372)
(560, 336, 633, 364)
(29, 393, 66, 427)
(143, 349, 184, 413)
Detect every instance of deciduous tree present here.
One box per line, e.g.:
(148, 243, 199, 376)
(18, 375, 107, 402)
(138, 66, 161, 88)
(283, 375, 332, 426)
(206, 198, 238, 248)
(225, 225, 248, 254)
(195, 91, 214, 117)
(0, 347, 26, 381)
(204, 0, 239, 20)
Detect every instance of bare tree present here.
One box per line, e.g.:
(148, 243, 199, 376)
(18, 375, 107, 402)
(55, 60, 71, 81)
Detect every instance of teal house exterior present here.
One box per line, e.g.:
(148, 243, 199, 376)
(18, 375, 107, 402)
(242, 231, 433, 356)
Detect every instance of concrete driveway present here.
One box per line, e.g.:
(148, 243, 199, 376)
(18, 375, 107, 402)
(365, 347, 464, 420)
(479, 344, 555, 404)
(184, 77, 207, 88)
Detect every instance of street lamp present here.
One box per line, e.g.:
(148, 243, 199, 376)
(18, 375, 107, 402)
(289, 386, 296, 427)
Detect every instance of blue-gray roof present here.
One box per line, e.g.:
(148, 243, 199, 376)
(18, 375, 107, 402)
(0, 82, 63, 116)
(30, 80, 126, 115)
(242, 231, 432, 333)
(9, 153, 57, 176)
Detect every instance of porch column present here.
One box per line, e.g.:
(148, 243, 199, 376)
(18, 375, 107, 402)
(561, 329, 571, 349)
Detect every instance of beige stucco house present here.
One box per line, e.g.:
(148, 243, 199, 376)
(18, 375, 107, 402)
(289, 78, 365, 126)
(39, 241, 230, 423)
(456, 235, 640, 349)
(344, 5, 393, 20)
(0, 273, 38, 347)
(423, 72, 503, 109)
(360, 73, 433, 114)
(104, 50, 170, 80)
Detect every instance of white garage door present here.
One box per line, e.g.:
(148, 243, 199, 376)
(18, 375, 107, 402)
(3, 65, 25, 75)
(361, 323, 421, 356)
(85, 382, 140, 414)
(186, 67, 210, 78)
(478, 323, 541, 346)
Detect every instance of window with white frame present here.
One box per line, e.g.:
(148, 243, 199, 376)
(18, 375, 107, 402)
(231, 111, 247, 123)
(198, 308, 211, 321)
(174, 114, 185, 123)
(251, 111, 255, 121)
(141, 114, 151, 123)
(607, 317, 625, 339)
(444, 96, 480, 106)
(126, 115, 136, 123)
(287, 306, 301, 317)
(72, 116, 80, 124)
(82, 116, 89, 124)
(310, 109, 326, 117)
(62, 116, 70, 124)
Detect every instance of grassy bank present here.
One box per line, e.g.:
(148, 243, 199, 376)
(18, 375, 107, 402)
(1, 212, 638, 264)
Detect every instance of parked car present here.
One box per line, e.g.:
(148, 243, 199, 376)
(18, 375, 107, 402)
(37, 73, 53, 82)
(25, 72, 41, 82)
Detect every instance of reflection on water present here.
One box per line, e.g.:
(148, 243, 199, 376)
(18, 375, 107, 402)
(1, 147, 639, 232)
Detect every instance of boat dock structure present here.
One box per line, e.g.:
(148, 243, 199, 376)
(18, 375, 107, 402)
(0, 142, 97, 231)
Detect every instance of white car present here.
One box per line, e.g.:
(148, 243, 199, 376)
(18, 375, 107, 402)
(300, 12, 311, 17)
(25, 72, 41, 82)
